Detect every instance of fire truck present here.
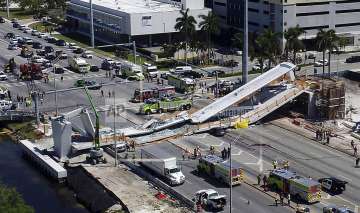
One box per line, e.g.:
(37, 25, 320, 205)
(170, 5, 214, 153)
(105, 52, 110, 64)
(197, 155, 244, 186)
(20, 63, 43, 80)
(131, 86, 175, 102)
(268, 169, 321, 203)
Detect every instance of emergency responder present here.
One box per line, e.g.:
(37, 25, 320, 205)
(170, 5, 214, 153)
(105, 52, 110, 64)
(283, 160, 289, 170)
(272, 160, 278, 169)
(262, 175, 268, 190)
(210, 145, 215, 155)
(257, 174, 261, 185)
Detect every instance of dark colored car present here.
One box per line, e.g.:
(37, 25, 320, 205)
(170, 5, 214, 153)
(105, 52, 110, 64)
(13, 22, 20, 28)
(181, 70, 205, 79)
(90, 65, 99, 72)
(0, 17, 5, 23)
(345, 56, 360, 63)
(209, 127, 226, 137)
(45, 54, 56, 61)
(56, 39, 67, 46)
(207, 70, 226, 77)
(74, 80, 102, 90)
(36, 49, 46, 56)
(54, 67, 65, 74)
(47, 37, 57, 43)
(32, 42, 43, 49)
(44, 46, 54, 53)
(4, 32, 15, 39)
(318, 177, 347, 194)
(73, 48, 84, 54)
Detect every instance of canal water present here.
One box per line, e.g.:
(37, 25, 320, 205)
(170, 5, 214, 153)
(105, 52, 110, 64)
(0, 137, 89, 213)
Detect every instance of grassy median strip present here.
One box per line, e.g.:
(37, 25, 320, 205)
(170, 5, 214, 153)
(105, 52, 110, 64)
(0, 9, 34, 20)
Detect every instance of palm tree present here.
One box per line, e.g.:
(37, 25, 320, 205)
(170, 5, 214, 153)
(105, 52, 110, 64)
(249, 33, 268, 73)
(175, 8, 197, 64)
(337, 37, 347, 52)
(198, 11, 220, 63)
(284, 25, 305, 64)
(261, 29, 282, 68)
(316, 29, 339, 75)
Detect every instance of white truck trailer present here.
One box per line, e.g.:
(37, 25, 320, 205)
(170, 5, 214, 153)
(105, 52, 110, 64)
(140, 146, 185, 186)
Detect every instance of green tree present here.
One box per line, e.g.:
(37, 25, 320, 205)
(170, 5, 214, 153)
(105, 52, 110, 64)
(0, 182, 34, 213)
(175, 8, 197, 64)
(284, 25, 305, 64)
(232, 32, 243, 50)
(198, 11, 220, 63)
(261, 29, 282, 68)
(250, 33, 268, 73)
(316, 29, 339, 75)
(337, 37, 347, 52)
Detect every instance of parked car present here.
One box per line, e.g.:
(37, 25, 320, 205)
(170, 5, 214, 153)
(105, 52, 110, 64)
(0, 72, 8, 81)
(54, 67, 65, 74)
(32, 55, 49, 64)
(44, 46, 54, 53)
(4, 32, 15, 39)
(345, 55, 360, 63)
(181, 70, 204, 79)
(73, 47, 84, 54)
(47, 37, 58, 43)
(32, 42, 43, 49)
(0, 16, 6, 23)
(23, 27, 32, 34)
(318, 177, 347, 194)
(18, 25, 26, 30)
(8, 44, 19, 50)
(36, 49, 46, 56)
(31, 30, 39, 36)
(45, 54, 56, 61)
(55, 50, 67, 59)
(193, 189, 226, 211)
(81, 51, 93, 59)
(314, 59, 328, 67)
(24, 37, 33, 45)
(207, 70, 225, 77)
(252, 63, 267, 71)
(10, 38, 18, 44)
(37, 32, 48, 39)
(56, 39, 67, 46)
(13, 22, 20, 28)
(90, 65, 99, 72)
(74, 80, 102, 89)
(111, 142, 127, 153)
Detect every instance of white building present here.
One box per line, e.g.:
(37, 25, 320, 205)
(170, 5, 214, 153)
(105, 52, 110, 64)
(66, 0, 211, 45)
(209, 0, 360, 46)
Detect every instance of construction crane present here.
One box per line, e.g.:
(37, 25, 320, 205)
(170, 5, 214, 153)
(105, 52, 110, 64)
(84, 86, 106, 165)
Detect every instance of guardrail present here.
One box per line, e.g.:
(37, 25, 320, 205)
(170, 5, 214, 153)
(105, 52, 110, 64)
(104, 148, 195, 211)
(0, 110, 36, 121)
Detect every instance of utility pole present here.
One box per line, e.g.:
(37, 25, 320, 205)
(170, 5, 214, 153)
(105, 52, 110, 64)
(89, 0, 95, 48)
(242, 0, 248, 84)
(113, 91, 117, 167)
(31, 91, 40, 126)
(132, 41, 136, 64)
(6, 0, 9, 18)
(54, 77, 58, 116)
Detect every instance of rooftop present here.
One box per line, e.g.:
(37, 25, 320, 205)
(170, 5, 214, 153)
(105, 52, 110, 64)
(74, 0, 182, 13)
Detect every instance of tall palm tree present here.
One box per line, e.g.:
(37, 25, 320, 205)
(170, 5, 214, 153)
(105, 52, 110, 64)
(175, 8, 197, 64)
(261, 29, 282, 68)
(198, 11, 220, 63)
(316, 29, 339, 75)
(250, 33, 268, 73)
(284, 25, 305, 64)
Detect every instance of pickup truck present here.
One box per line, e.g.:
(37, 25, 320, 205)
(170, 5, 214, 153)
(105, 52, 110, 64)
(194, 189, 226, 211)
(318, 177, 347, 194)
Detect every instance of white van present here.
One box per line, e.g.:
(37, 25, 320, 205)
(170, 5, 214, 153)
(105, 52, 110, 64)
(170, 66, 192, 74)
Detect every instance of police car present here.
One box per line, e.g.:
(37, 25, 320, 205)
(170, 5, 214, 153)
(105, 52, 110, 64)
(318, 177, 347, 193)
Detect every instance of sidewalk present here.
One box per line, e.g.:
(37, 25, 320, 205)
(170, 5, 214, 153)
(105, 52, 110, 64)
(270, 118, 360, 157)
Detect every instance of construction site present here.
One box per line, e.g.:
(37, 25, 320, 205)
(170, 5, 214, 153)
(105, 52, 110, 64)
(14, 61, 360, 213)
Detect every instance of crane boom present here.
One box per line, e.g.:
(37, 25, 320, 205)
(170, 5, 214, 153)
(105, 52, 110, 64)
(83, 87, 100, 149)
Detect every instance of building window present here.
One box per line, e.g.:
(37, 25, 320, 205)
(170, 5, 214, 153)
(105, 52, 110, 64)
(296, 11, 329, 16)
(335, 22, 360, 27)
(264, 10, 269, 14)
(284, 22, 287, 26)
(301, 25, 329, 30)
(214, 1, 226, 6)
(249, 21, 259, 26)
(264, 0, 269, 4)
(336, 9, 360, 13)
(142, 16, 152, 26)
(284, 0, 287, 3)
(284, 10, 287, 13)
(249, 8, 259, 13)
(264, 25, 269, 28)
(296, 2, 329, 6)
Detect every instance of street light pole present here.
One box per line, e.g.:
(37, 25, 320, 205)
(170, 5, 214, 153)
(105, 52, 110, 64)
(89, 0, 95, 48)
(242, 0, 249, 84)
(54, 77, 58, 116)
(6, 0, 9, 18)
(113, 91, 117, 167)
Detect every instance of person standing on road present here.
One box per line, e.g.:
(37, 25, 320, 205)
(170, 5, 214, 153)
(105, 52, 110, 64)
(262, 175, 267, 189)
(101, 90, 104, 97)
(272, 160, 278, 170)
(356, 157, 360, 168)
(354, 146, 358, 157)
(351, 140, 355, 149)
(326, 136, 330, 144)
(227, 147, 231, 159)
(287, 193, 291, 206)
(257, 174, 261, 185)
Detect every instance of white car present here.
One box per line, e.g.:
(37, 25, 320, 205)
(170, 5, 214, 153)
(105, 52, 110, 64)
(23, 27, 32, 34)
(314, 59, 329, 67)
(69, 44, 80, 50)
(8, 44, 19, 50)
(37, 32, 48, 38)
(24, 37, 33, 44)
(31, 30, 39, 36)
(32, 56, 49, 64)
(10, 38, 18, 44)
(194, 189, 226, 210)
(18, 25, 26, 30)
(0, 72, 8, 80)
(81, 51, 93, 59)
(14, 35, 21, 40)
(252, 63, 267, 71)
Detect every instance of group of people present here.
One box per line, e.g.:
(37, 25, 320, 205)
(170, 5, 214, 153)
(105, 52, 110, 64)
(315, 129, 330, 144)
(221, 147, 231, 160)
